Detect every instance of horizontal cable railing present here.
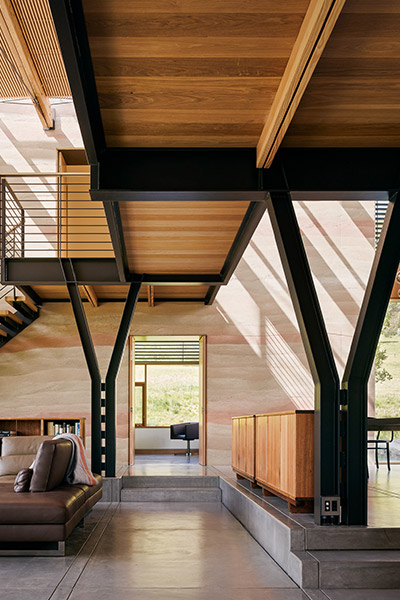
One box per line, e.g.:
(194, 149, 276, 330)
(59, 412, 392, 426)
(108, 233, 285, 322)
(0, 173, 114, 260)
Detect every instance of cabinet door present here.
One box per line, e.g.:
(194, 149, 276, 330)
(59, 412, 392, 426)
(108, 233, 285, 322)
(255, 416, 268, 485)
(232, 419, 239, 471)
(280, 414, 296, 497)
(266, 415, 281, 489)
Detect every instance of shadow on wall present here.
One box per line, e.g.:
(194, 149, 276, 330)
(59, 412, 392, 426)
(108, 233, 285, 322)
(215, 200, 374, 415)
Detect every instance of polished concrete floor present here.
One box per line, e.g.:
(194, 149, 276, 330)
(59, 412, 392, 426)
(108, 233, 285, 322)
(3, 457, 400, 599)
(0, 501, 311, 600)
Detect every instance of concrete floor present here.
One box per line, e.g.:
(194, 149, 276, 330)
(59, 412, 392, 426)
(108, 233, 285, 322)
(3, 457, 400, 599)
(0, 501, 310, 600)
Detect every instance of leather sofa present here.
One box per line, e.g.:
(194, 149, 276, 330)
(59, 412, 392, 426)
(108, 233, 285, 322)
(0, 435, 102, 555)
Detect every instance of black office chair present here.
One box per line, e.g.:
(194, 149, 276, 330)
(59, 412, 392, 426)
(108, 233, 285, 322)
(170, 422, 199, 456)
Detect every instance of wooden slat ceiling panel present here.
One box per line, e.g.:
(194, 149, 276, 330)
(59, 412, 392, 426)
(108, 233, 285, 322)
(119, 200, 249, 274)
(0, 27, 28, 97)
(283, 0, 400, 147)
(11, 0, 70, 97)
(82, 0, 310, 148)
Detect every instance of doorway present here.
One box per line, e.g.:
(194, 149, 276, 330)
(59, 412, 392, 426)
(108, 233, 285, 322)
(129, 335, 206, 465)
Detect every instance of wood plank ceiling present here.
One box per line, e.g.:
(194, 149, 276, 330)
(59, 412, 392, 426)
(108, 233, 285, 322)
(284, 0, 400, 147)
(82, 0, 310, 148)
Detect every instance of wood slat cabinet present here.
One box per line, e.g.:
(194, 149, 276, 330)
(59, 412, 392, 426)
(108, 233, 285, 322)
(232, 415, 256, 481)
(255, 411, 314, 510)
(232, 410, 314, 512)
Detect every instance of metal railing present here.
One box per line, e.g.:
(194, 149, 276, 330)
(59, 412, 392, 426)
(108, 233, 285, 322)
(0, 173, 113, 261)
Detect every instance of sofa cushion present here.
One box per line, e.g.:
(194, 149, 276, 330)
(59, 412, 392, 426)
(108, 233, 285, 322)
(30, 439, 72, 492)
(14, 468, 33, 493)
(0, 483, 86, 523)
(0, 454, 36, 476)
(1, 436, 52, 457)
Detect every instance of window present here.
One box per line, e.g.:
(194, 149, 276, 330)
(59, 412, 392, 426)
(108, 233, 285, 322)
(133, 339, 200, 427)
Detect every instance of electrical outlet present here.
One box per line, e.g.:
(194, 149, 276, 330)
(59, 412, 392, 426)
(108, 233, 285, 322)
(321, 496, 340, 516)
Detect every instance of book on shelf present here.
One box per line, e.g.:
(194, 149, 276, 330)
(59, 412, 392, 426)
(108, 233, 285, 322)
(0, 430, 17, 437)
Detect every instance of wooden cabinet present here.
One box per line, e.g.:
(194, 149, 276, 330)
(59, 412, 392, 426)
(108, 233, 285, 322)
(0, 418, 86, 445)
(232, 410, 314, 513)
(232, 415, 255, 481)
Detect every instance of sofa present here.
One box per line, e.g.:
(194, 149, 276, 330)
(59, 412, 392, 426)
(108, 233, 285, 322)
(0, 435, 102, 555)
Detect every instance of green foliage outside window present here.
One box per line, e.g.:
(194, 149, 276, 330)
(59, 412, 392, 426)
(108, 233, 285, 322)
(375, 302, 400, 422)
(135, 364, 199, 427)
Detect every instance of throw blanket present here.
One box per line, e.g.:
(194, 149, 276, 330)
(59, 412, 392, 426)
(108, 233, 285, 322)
(54, 433, 97, 486)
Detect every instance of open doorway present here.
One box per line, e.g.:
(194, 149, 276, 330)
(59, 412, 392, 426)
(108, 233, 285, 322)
(129, 336, 206, 465)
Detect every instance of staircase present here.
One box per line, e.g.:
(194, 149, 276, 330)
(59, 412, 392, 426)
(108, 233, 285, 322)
(121, 475, 221, 502)
(0, 292, 40, 348)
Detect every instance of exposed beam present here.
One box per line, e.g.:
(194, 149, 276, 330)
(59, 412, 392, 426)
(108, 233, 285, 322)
(92, 148, 400, 195)
(0, 0, 53, 129)
(204, 286, 221, 306)
(341, 194, 400, 526)
(49, 0, 105, 164)
(220, 200, 267, 284)
(257, 0, 346, 168)
(268, 191, 340, 525)
(3, 259, 222, 286)
(95, 148, 260, 193)
(82, 285, 98, 308)
(102, 201, 129, 282)
(16, 285, 42, 306)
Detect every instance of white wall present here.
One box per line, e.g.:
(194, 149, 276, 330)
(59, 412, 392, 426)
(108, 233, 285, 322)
(135, 427, 199, 450)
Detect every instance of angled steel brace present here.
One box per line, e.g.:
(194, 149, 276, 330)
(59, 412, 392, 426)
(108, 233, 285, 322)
(105, 281, 142, 476)
(267, 192, 340, 525)
(341, 194, 400, 525)
(63, 260, 102, 475)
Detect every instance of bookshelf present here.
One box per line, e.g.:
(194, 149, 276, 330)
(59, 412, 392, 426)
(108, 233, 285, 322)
(0, 418, 86, 445)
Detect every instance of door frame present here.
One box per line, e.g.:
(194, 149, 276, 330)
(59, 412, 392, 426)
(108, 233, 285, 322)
(128, 335, 206, 465)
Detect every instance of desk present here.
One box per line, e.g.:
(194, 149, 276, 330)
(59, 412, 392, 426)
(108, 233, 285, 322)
(367, 418, 400, 469)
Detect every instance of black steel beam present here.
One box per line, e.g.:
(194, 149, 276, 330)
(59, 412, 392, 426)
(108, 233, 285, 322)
(96, 148, 261, 193)
(268, 148, 400, 192)
(102, 202, 129, 282)
(92, 190, 266, 202)
(92, 147, 400, 195)
(64, 275, 102, 475)
(341, 194, 400, 526)
(204, 286, 221, 305)
(49, 0, 105, 165)
(105, 282, 141, 476)
(17, 286, 42, 306)
(267, 192, 340, 525)
(3, 259, 222, 286)
(4, 258, 121, 284)
(221, 200, 267, 283)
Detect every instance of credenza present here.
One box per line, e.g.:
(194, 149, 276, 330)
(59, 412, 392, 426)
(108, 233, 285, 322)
(232, 410, 314, 513)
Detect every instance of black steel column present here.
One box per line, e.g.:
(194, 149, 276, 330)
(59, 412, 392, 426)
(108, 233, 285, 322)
(267, 192, 340, 524)
(66, 280, 102, 475)
(105, 282, 141, 476)
(341, 194, 400, 525)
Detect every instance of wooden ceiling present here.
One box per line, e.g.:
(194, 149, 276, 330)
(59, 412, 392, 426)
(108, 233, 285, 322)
(0, 0, 69, 127)
(82, 0, 310, 148)
(119, 200, 249, 274)
(283, 1, 400, 148)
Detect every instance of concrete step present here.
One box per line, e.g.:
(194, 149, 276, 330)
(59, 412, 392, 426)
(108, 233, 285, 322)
(121, 487, 222, 503)
(306, 527, 400, 551)
(122, 475, 219, 489)
(311, 550, 400, 589)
